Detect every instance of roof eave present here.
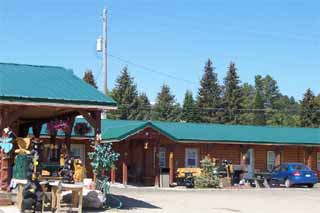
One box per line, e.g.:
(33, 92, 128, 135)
(176, 139, 320, 146)
(0, 99, 117, 110)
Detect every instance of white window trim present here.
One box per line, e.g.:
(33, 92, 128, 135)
(185, 148, 199, 168)
(159, 147, 166, 168)
(317, 152, 320, 171)
(70, 144, 86, 164)
(267, 151, 276, 171)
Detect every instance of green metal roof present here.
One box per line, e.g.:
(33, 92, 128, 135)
(37, 118, 320, 145)
(151, 121, 320, 145)
(0, 63, 116, 107)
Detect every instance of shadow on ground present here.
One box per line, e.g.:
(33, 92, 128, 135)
(108, 194, 161, 210)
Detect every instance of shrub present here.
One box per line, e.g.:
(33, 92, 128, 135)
(195, 156, 220, 188)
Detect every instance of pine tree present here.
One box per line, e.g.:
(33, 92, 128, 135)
(152, 84, 181, 121)
(239, 83, 255, 125)
(253, 90, 266, 125)
(197, 59, 222, 123)
(129, 92, 151, 120)
(83, 69, 98, 89)
(222, 62, 242, 124)
(109, 66, 138, 120)
(300, 89, 318, 127)
(182, 90, 200, 122)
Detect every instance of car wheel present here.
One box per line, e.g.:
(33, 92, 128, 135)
(284, 179, 291, 188)
(307, 184, 314, 188)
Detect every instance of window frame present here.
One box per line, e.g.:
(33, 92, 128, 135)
(185, 148, 199, 168)
(70, 144, 86, 164)
(317, 152, 320, 171)
(159, 147, 166, 168)
(267, 151, 276, 171)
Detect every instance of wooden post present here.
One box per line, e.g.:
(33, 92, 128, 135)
(169, 152, 174, 186)
(122, 153, 128, 186)
(0, 152, 10, 191)
(275, 146, 284, 167)
(154, 141, 160, 187)
(65, 116, 75, 153)
(240, 145, 248, 180)
(111, 168, 116, 184)
(305, 148, 313, 169)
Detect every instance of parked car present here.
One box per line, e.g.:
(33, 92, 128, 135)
(269, 163, 318, 188)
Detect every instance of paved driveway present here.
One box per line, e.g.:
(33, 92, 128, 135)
(107, 187, 320, 213)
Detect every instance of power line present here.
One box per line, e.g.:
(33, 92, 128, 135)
(108, 53, 198, 85)
(113, 104, 320, 113)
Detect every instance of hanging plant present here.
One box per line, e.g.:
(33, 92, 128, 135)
(46, 120, 70, 135)
(74, 122, 92, 136)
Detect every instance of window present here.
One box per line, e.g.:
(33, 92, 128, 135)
(267, 151, 276, 171)
(70, 144, 85, 164)
(159, 147, 166, 168)
(185, 148, 198, 168)
(317, 152, 320, 171)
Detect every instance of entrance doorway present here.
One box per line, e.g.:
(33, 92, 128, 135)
(244, 148, 254, 179)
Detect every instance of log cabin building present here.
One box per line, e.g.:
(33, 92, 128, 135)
(0, 63, 116, 197)
(46, 119, 320, 187)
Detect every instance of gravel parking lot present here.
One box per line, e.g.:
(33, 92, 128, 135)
(107, 186, 320, 213)
(1, 186, 320, 213)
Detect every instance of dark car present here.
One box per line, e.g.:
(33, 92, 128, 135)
(269, 163, 318, 188)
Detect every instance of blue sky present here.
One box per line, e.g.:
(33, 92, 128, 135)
(0, 0, 319, 103)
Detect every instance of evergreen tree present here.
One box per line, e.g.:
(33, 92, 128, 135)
(222, 62, 242, 124)
(300, 89, 319, 127)
(109, 66, 138, 120)
(239, 83, 255, 125)
(267, 95, 300, 127)
(129, 92, 151, 120)
(152, 84, 181, 121)
(197, 59, 222, 123)
(253, 76, 266, 125)
(262, 75, 280, 107)
(253, 90, 266, 125)
(182, 90, 200, 122)
(83, 69, 98, 89)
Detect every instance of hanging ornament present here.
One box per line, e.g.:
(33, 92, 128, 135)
(0, 127, 14, 154)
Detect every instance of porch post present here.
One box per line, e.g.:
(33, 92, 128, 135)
(154, 140, 160, 187)
(305, 147, 313, 169)
(122, 153, 128, 186)
(0, 108, 12, 191)
(240, 145, 248, 180)
(111, 167, 116, 184)
(274, 146, 281, 167)
(65, 116, 75, 153)
(169, 152, 174, 186)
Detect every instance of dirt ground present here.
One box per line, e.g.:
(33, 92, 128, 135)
(1, 186, 320, 213)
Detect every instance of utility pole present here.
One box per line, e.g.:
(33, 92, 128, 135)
(102, 8, 108, 95)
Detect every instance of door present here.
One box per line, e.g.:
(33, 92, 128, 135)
(244, 149, 254, 179)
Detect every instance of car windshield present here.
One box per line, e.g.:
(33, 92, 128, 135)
(290, 164, 310, 171)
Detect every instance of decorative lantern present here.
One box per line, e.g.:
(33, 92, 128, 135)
(144, 142, 149, 150)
